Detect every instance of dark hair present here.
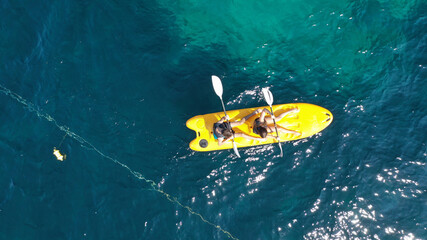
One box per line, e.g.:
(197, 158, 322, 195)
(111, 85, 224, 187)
(256, 127, 268, 138)
(222, 129, 233, 139)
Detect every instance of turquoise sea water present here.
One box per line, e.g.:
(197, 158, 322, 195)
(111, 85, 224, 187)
(1, 0, 426, 239)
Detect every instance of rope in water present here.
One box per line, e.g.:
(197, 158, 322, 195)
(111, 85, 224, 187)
(0, 83, 238, 240)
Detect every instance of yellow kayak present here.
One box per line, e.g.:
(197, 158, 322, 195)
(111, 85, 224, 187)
(186, 103, 333, 152)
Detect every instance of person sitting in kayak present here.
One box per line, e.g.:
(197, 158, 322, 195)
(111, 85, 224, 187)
(214, 110, 264, 146)
(253, 108, 301, 138)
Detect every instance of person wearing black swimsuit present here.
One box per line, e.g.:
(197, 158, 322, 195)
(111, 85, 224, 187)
(253, 108, 301, 138)
(213, 109, 264, 146)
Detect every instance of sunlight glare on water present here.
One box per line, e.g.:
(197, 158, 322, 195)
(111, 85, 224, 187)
(0, 0, 426, 239)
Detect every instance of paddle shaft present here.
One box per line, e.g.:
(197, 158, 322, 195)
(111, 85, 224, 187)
(268, 106, 281, 140)
(211, 75, 240, 157)
(219, 97, 235, 138)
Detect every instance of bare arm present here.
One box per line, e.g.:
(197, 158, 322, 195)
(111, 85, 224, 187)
(217, 137, 225, 146)
(259, 108, 270, 122)
(218, 135, 236, 146)
(217, 116, 226, 124)
(244, 108, 262, 120)
(230, 108, 262, 127)
(263, 108, 273, 116)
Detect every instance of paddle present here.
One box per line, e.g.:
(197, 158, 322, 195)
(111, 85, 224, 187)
(212, 75, 241, 158)
(262, 88, 284, 157)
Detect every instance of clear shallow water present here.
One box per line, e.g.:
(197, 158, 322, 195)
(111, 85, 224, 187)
(0, 0, 426, 239)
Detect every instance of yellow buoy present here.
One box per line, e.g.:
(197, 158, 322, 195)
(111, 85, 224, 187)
(53, 147, 66, 161)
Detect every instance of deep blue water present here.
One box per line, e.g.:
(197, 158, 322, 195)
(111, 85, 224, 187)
(0, 0, 426, 239)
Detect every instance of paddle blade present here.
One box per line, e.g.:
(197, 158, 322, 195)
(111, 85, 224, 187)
(212, 75, 223, 98)
(262, 88, 274, 106)
(232, 142, 241, 158)
(278, 142, 283, 157)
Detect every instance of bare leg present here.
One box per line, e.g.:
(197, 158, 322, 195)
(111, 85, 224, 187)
(265, 108, 299, 124)
(277, 126, 301, 136)
(276, 108, 299, 120)
(234, 132, 265, 141)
